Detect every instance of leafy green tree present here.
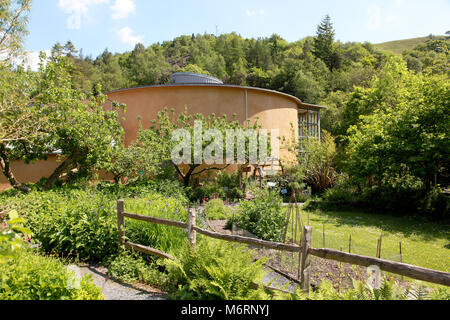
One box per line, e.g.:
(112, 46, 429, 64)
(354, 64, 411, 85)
(313, 15, 342, 71)
(345, 73, 449, 191)
(1, 55, 124, 190)
(133, 107, 267, 187)
(403, 39, 449, 75)
(0, 66, 41, 192)
(93, 49, 126, 93)
(125, 43, 172, 86)
(0, 0, 37, 192)
(35, 58, 125, 189)
(0, 0, 32, 63)
(338, 56, 415, 139)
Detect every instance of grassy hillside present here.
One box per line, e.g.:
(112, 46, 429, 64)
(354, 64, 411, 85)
(375, 35, 447, 54)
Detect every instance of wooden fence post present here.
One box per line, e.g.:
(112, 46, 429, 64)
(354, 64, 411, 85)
(188, 208, 197, 252)
(300, 226, 313, 293)
(349, 235, 352, 254)
(117, 200, 125, 251)
(399, 241, 404, 280)
(322, 224, 325, 248)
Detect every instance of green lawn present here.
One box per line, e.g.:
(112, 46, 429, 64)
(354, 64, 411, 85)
(288, 207, 450, 273)
(374, 35, 447, 54)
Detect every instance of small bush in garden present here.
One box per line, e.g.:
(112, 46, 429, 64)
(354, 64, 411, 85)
(0, 210, 31, 261)
(8, 188, 118, 263)
(0, 250, 104, 300)
(164, 239, 270, 300)
(215, 172, 244, 201)
(234, 188, 285, 242)
(307, 172, 449, 221)
(107, 251, 167, 287)
(189, 182, 224, 203)
(204, 199, 230, 220)
(2, 183, 190, 263)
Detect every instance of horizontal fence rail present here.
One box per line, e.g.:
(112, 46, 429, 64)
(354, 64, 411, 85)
(122, 212, 188, 229)
(119, 209, 302, 253)
(125, 242, 175, 261)
(193, 227, 302, 252)
(309, 248, 450, 287)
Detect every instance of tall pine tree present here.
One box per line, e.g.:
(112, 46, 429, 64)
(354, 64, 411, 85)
(313, 15, 341, 71)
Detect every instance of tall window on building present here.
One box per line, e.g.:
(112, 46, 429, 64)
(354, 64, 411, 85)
(299, 110, 320, 140)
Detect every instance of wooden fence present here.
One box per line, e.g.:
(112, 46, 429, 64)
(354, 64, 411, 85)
(117, 200, 450, 291)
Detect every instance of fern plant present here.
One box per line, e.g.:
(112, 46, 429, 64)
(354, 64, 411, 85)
(163, 238, 270, 300)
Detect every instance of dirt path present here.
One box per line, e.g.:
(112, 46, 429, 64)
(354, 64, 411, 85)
(72, 265, 167, 300)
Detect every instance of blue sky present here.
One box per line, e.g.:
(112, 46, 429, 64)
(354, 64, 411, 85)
(23, 0, 450, 64)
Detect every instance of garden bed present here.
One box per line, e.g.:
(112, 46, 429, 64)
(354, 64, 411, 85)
(208, 219, 413, 291)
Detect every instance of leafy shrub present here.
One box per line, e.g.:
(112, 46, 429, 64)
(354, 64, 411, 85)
(308, 175, 449, 221)
(279, 279, 449, 301)
(2, 183, 190, 263)
(164, 239, 269, 300)
(189, 181, 224, 203)
(107, 251, 167, 287)
(215, 172, 245, 201)
(188, 172, 245, 203)
(234, 189, 285, 241)
(204, 199, 230, 220)
(0, 250, 104, 300)
(6, 188, 118, 262)
(0, 209, 31, 262)
(299, 132, 338, 194)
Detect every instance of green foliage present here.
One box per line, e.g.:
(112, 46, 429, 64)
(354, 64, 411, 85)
(164, 239, 269, 300)
(0, 209, 31, 262)
(313, 15, 342, 71)
(279, 278, 450, 301)
(215, 171, 244, 201)
(6, 188, 118, 262)
(1, 182, 190, 262)
(204, 199, 230, 220)
(403, 39, 449, 75)
(107, 251, 167, 287)
(312, 175, 449, 220)
(1, 54, 125, 191)
(430, 287, 450, 300)
(0, 250, 104, 300)
(124, 193, 188, 255)
(0, 0, 32, 63)
(135, 106, 263, 187)
(299, 131, 338, 194)
(235, 188, 284, 241)
(345, 60, 449, 191)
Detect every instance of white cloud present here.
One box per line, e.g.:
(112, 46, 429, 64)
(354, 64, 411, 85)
(245, 9, 265, 17)
(116, 26, 143, 45)
(110, 0, 136, 20)
(394, 0, 405, 6)
(58, 0, 109, 30)
(366, 5, 382, 30)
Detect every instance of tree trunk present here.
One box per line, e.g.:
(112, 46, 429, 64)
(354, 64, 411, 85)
(43, 151, 83, 190)
(0, 143, 31, 192)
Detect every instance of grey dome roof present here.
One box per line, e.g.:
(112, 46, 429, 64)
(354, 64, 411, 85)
(170, 72, 223, 85)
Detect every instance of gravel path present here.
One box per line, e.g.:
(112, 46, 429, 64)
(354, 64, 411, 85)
(71, 265, 168, 300)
